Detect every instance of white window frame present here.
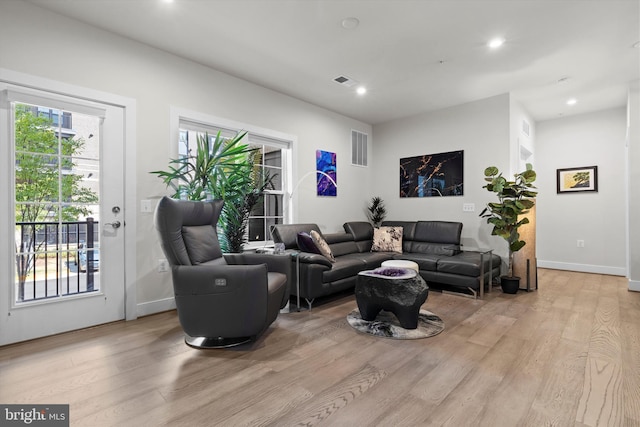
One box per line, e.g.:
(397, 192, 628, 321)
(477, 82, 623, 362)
(169, 107, 295, 249)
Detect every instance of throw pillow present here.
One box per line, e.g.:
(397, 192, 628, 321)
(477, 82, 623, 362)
(371, 226, 403, 253)
(182, 225, 223, 264)
(310, 230, 336, 262)
(296, 232, 322, 254)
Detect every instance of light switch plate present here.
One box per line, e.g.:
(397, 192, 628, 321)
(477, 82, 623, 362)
(141, 199, 152, 213)
(463, 203, 475, 212)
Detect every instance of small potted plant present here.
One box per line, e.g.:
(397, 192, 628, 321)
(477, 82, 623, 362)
(366, 196, 387, 227)
(480, 163, 537, 293)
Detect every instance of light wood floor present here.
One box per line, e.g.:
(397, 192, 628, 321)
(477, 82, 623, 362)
(1, 268, 639, 427)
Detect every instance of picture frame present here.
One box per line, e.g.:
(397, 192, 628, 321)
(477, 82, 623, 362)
(399, 150, 464, 198)
(556, 166, 598, 194)
(316, 150, 337, 197)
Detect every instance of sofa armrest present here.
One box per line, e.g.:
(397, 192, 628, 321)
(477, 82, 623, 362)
(295, 251, 333, 267)
(224, 252, 290, 275)
(172, 264, 268, 301)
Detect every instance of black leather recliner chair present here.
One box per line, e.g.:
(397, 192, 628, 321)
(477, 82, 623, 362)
(154, 196, 289, 348)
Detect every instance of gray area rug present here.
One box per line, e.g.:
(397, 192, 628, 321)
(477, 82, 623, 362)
(346, 308, 444, 339)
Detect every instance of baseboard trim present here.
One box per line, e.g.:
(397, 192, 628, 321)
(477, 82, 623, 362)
(537, 260, 626, 277)
(629, 280, 640, 292)
(137, 297, 176, 318)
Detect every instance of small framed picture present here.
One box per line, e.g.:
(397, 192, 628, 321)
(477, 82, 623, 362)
(557, 166, 598, 194)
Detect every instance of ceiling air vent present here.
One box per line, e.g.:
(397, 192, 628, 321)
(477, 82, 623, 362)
(334, 75, 358, 87)
(351, 130, 368, 167)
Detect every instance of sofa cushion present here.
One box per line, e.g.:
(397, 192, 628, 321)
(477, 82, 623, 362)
(322, 255, 366, 282)
(272, 223, 322, 249)
(297, 232, 322, 254)
(311, 230, 336, 262)
(343, 221, 375, 252)
(414, 221, 461, 243)
(330, 241, 361, 257)
(437, 252, 501, 277)
(182, 225, 223, 265)
(410, 241, 459, 256)
(393, 253, 439, 271)
(324, 232, 360, 257)
(343, 221, 374, 241)
(349, 251, 395, 269)
(371, 226, 403, 253)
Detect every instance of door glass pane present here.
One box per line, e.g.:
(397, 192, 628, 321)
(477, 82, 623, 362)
(13, 103, 101, 304)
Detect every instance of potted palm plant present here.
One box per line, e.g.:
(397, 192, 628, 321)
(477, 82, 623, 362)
(480, 163, 537, 293)
(366, 196, 387, 227)
(151, 131, 272, 253)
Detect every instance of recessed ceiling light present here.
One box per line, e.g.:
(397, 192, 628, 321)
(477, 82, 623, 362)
(566, 98, 577, 106)
(487, 37, 505, 49)
(356, 86, 367, 95)
(341, 17, 360, 30)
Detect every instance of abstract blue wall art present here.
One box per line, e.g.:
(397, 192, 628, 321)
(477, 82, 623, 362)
(316, 150, 337, 197)
(400, 150, 464, 197)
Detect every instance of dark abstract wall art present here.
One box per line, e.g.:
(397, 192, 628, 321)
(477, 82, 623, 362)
(400, 150, 464, 197)
(316, 150, 337, 197)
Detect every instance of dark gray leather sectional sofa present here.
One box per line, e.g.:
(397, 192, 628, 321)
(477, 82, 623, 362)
(272, 220, 501, 309)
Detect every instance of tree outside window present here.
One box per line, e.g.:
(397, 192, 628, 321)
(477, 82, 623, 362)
(14, 104, 98, 300)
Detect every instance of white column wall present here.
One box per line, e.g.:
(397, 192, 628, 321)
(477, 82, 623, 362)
(536, 108, 628, 276)
(628, 83, 640, 290)
(372, 94, 512, 259)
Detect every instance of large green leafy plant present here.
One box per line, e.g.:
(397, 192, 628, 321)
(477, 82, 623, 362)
(480, 163, 537, 277)
(217, 148, 274, 253)
(151, 131, 272, 253)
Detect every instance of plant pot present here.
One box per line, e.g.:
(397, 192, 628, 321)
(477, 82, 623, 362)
(500, 276, 520, 294)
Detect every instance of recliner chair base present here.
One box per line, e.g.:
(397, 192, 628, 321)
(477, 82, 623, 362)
(185, 335, 252, 349)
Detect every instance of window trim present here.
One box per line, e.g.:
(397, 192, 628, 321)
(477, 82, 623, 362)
(169, 107, 296, 249)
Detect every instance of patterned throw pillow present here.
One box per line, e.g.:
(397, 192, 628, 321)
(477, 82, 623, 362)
(371, 226, 403, 253)
(310, 230, 336, 262)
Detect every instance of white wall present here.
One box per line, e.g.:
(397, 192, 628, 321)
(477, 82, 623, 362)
(372, 94, 512, 259)
(510, 97, 536, 172)
(627, 83, 640, 290)
(0, 1, 373, 316)
(536, 108, 628, 276)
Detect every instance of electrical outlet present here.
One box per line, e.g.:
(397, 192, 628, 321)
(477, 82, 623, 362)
(141, 199, 152, 213)
(158, 259, 169, 273)
(577, 240, 585, 248)
(462, 203, 475, 212)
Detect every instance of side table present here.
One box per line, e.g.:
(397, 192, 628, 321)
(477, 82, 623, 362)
(255, 247, 301, 312)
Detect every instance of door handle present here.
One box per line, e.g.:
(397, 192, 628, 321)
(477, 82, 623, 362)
(105, 220, 121, 229)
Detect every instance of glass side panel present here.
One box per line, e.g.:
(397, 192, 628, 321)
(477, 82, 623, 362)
(13, 103, 101, 304)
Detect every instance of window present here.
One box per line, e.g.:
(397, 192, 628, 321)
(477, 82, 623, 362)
(34, 107, 72, 129)
(177, 115, 291, 247)
(247, 140, 284, 243)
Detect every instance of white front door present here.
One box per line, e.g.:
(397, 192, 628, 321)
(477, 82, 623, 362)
(0, 84, 126, 345)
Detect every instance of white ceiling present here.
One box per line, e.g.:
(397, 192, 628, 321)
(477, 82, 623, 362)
(26, 0, 640, 124)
